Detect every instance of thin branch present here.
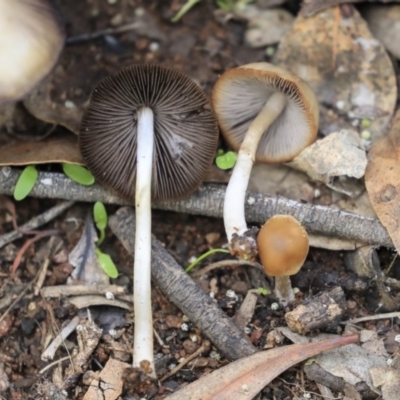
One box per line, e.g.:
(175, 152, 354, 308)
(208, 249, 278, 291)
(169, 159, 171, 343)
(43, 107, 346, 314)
(0, 167, 392, 247)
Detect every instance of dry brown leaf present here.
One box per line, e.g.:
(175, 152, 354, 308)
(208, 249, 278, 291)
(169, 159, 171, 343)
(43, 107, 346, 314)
(365, 109, 400, 252)
(0, 132, 83, 166)
(274, 5, 397, 140)
(166, 334, 358, 400)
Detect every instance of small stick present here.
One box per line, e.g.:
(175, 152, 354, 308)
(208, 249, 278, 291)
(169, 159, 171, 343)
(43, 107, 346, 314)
(191, 259, 263, 277)
(40, 284, 127, 298)
(160, 340, 211, 382)
(0, 168, 390, 248)
(343, 311, 400, 324)
(0, 199, 74, 249)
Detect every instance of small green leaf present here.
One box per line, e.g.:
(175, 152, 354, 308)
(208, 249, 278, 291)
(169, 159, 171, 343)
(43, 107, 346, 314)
(257, 287, 270, 296)
(93, 202, 107, 245)
(14, 165, 38, 201)
(215, 151, 237, 170)
(171, 0, 201, 22)
(96, 248, 118, 279)
(62, 163, 95, 185)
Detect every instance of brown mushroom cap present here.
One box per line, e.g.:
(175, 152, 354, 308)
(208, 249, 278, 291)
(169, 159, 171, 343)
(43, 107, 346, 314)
(257, 215, 309, 276)
(79, 64, 219, 202)
(0, 0, 64, 104)
(212, 62, 319, 163)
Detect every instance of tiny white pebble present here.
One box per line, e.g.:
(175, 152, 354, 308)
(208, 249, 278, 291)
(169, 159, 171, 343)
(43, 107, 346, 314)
(265, 46, 275, 57)
(135, 7, 145, 17)
(387, 358, 393, 366)
(210, 350, 220, 360)
(109, 329, 117, 337)
(270, 302, 279, 311)
(226, 290, 237, 299)
(149, 42, 159, 52)
(181, 323, 189, 332)
(65, 100, 76, 109)
(247, 197, 255, 205)
(347, 111, 355, 119)
(76, 325, 83, 331)
(241, 384, 249, 393)
(105, 292, 115, 300)
(351, 119, 359, 127)
(292, 287, 300, 294)
(244, 326, 251, 335)
(28, 302, 36, 311)
(303, 393, 311, 399)
(41, 178, 53, 186)
(182, 315, 189, 322)
(336, 100, 346, 110)
(313, 189, 321, 198)
(395, 334, 400, 343)
(190, 334, 198, 342)
(188, 256, 197, 264)
(209, 292, 215, 299)
(168, 363, 177, 370)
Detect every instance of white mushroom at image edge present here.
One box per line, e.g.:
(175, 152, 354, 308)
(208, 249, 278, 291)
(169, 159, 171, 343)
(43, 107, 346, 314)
(0, 0, 64, 104)
(211, 63, 319, 260)
(79, 65, 219, 377)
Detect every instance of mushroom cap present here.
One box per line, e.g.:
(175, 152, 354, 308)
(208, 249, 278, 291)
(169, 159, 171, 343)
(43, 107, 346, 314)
(211, 62, 319, 163)
(0, 0, 65, 104)
(79, 64, 219, 202)
(257, 215, 309, 277)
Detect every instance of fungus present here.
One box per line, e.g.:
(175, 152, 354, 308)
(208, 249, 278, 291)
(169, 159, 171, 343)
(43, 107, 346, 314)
(0, 0, 64, 104)
(212, 62, 318, 259)
(257, 215, 309, 305)
(79, 64, 219, 375)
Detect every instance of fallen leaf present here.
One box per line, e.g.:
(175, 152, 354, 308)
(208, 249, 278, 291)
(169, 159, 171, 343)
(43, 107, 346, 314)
(0, 132, 83, 166)
(166, 334, 358, 400)
(274, 5, 397, 140)
(370, 367, 400, 400)
(288, 129, 367, 196)
(365, 109, 400, 253)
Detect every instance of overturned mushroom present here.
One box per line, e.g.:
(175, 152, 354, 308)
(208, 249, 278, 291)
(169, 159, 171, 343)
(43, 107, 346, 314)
(0, 0, 64, 104)
(79, 64, 219, 376)
(212, 62, 319, 259)
(257, 215, 309, 306)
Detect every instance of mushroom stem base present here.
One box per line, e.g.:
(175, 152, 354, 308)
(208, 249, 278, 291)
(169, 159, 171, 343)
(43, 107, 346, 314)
(134, 107, 156, 377)
(274, 276, 295, 306)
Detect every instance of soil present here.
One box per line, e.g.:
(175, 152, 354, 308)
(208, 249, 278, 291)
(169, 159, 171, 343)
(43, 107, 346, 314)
(1, 1, 400, 400)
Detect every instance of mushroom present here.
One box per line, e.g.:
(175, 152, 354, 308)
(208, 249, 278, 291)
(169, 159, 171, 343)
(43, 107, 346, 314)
(79, 64, 219, 376)
(212, 62, 318, 259)
(257, 215, 309, 305)
(0, 0, 65, 104)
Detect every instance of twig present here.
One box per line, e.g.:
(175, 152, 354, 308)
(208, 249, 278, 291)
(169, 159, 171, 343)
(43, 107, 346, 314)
(40, 284, 127, 298)
(0, 199, 74, 249)
(109, 207, 257, 361)
(344, 311, 400, 324)
(191, 259, 263, 278)
(160, 340, 211, 383)
(66, 21, 144, 44)
(39, 356, 71, 375)
(41, 316, 80, 361)
(0, 282, 31, 325)
(0, 168, 392, 248)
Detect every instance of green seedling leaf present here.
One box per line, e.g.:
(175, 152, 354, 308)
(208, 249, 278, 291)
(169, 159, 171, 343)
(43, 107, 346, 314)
(14, 165, 38, 201)
(216, 151, 237, 170)
(186, 248, 230, 272)
(95, 248, 118, 279)
(171, 0, 201, 22)
(62, 163, 95, 186)
(93, 201, 107, 245)
(257, 287, 270, 296)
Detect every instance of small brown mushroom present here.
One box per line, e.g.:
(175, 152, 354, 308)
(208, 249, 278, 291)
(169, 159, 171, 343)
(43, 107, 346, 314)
(257, 215, 309, 305)
(212, 62, 318, 259)
(0, 0, 64, 104)
(79, 64, 219, 375)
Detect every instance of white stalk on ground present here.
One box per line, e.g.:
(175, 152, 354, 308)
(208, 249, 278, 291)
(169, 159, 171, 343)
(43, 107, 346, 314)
(224, 92, 287, 242)
(274, 276, 295, 306)
(133, 107, 156, 377)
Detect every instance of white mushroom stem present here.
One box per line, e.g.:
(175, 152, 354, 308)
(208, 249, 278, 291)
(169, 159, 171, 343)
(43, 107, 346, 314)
(134, 107, 156, 376)
(274, 276, 295, 306)
(224, 92, 287, 243)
